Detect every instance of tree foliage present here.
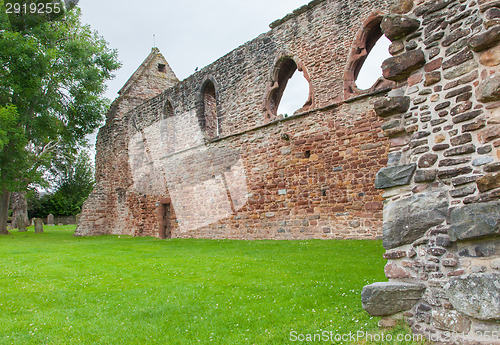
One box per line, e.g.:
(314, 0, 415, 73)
(0, 105, 29, 191)
(0, 0, 120, 232)
(28, 151, 94, 217)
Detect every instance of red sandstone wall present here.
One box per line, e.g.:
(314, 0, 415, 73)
(166, 100, 388, 239)
(77, 0, 398, 239)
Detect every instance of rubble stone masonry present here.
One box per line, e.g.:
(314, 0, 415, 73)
(77, 0, 500, 342)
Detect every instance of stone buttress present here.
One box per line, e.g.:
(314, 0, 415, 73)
(362, 0, 500, 343)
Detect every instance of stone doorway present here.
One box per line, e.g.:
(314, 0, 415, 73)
(157, 198, 172, 239)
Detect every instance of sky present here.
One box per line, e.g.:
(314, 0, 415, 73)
(79, 0, 308, 101)
(78, 0, 389, 149)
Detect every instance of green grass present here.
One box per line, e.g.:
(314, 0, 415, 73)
(0, 226, 425, 344)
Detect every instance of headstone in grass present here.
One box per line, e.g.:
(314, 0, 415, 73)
(34, 218, 44, 234)
(47, 214, 54, 226)
(17, 216, 27, 232)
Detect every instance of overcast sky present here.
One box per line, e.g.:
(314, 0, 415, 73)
(79, 0, 311, 101)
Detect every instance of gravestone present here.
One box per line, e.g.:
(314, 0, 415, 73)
(17, 216, 26, 232)
(47, 214, 54, 226)
(34, 218, 43, 234)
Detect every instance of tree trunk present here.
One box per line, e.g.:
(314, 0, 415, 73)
(0, 188, 11, 235)
(11, 192, 29, 229)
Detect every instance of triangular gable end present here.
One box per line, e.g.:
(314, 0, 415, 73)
(108, 48, 179, 120)
(119, 47, 178, 97)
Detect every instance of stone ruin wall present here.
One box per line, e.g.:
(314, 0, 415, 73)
(77, 0, 500, 342)
(359, 0, 500, 343)
(77, 0, 400, 239)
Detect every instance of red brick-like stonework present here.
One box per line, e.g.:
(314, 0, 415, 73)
(77, 0, 400, 240)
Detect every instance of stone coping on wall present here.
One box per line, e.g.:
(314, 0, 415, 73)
(269, 0, 329, 29)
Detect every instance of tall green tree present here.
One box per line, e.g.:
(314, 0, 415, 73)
(0, 1, 120, 234)
(28, 150, 95, 217)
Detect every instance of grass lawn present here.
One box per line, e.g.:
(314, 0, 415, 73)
(0, 226, 426, 344)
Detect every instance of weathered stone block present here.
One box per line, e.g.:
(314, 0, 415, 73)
(444, 60, 478, 80)
(448, 201, 500, 241)
(444, 273, 500, 321)
(450, 133, 472, 146)
(443, 28, 471, 48)
(418, 153, 438, 168)
(443, 143, 476, 156)
(382, 49, 426, 81)
(383, 249, 407, 259)
(375, 164, 416, 189)
(374, 96, 411, 117)
(438, 166, 473, 179)
(424, 71, 441, 86)
(445, 85, 472, 99)
(449, 184, 476, 198)
(414, 169, 437, 182)
(383, 189, 448, 249)
(414, 0, 449, 16)
(452, 109, 483, 124)
(476, 74, 500, 103)
(389, 41, 405, 55)
(463, 118, 486, 132)
(381, 14, 420, 41)
(469, 25, 500, 52)
(480, 45, 500, 66)
(477, 171, 500, 192)
(47, 213, 54, 226)
(478, 125, 500, 144)
(385, 262, 412, 278)
(361, 282, 426, 316)
(34, 218, 43, 234)
(391, 0, 414, 14)
(450, 102, 472, 116)
(432, 310, 471, 333)
(442, 48, 473, 70)
(381, 119, 401, 131)
(387, 151, 402, 166)
(485, 162, 500, 173)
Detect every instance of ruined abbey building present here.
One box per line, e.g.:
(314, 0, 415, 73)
(77, 0, 500, 342)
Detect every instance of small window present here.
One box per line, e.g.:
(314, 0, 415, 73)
(164, 101, 174, 119)
(161, 101, 176, 153)
(202, 80, 220, 138)
(158, 64, 166, 72)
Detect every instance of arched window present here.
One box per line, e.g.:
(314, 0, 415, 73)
(356, 33, 391, 90)
(164, 101, 174, 119)
(201, 80, 220, 138)
(344, 14, 394, 98)
(161, 100, 176, 153)
(264, 57, 313, 122)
